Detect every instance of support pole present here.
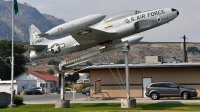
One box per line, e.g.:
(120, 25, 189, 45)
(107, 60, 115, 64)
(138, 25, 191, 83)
(124, 49, 130, 99)
(60, 73, 65, 100)
(121, 43, 136, 108)
(73, 83, 75, 100)
(122, 43, 130, 99)
(55, 73, 70, 108)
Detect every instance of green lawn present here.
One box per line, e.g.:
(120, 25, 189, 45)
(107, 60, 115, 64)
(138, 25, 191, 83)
(1, 103, 200, 112)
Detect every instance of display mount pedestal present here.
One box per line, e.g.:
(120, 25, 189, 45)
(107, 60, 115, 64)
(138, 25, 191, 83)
(121, 98, 136, 108)
(55, 100, 70, 108)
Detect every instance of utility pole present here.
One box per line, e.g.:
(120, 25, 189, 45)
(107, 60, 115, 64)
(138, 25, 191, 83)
(181, 35, 187, 62)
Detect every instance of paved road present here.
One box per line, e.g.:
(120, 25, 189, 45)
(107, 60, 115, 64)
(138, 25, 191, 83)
(23, 93, 200, 104)
(23, 93, 86, 104)
(72, 97, 200, 104)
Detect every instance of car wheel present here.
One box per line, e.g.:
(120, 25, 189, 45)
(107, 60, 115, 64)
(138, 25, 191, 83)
(151, 92, 160, 100)
(182, 92, 190, 99)
(85, 92, 90, 96)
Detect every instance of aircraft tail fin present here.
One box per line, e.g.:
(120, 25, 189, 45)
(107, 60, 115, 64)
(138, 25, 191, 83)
(29, 24, 47, 45)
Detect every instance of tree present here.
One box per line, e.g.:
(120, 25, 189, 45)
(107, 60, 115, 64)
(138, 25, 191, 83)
(65, 72, 80, 83)
(24, 56, 30, 63)
(48, 59, 59, 65)
(0, 40, 26, 80)
(116, 59, 125, 64)
(72, 72, 80, 82)
(47, 68, 55, 75)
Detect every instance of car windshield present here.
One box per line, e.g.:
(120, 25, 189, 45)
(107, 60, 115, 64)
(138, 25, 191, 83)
(175, 83, 185, 88)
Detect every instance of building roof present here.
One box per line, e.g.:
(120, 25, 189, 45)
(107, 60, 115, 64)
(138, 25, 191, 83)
(15, 70, 58, 82)
(75, 63, 200, 72)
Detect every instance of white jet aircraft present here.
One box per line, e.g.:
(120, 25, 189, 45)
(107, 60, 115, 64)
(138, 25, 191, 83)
(26, 8, 179, 60)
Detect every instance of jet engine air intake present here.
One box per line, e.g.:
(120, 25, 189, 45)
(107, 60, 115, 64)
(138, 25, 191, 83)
(171, 8, 179, 16)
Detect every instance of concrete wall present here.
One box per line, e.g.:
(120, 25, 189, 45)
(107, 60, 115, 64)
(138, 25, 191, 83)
(0, 81, 17, 94)
(0, 92, 10, 106)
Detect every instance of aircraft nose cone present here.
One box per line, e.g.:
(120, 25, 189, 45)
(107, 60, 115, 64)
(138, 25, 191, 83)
(171, 8, 179, 16)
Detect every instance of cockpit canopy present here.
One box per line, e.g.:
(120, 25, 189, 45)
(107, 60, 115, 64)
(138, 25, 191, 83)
(105, 10, 141, 22)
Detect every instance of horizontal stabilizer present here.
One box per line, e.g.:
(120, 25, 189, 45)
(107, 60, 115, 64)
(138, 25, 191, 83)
(24, 45, 47, 51)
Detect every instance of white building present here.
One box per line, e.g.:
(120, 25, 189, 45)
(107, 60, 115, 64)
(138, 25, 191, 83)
(14, 70, 59, 93)
(76, 79, 90, 84)
(0, 80, 17, 94)
(76, 73, 90, 83)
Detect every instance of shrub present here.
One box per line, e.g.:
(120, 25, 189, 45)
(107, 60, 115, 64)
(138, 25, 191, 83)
(65, 87, 72, 91)
(79, 83, 90, 92)
(14, 95, 23, 105)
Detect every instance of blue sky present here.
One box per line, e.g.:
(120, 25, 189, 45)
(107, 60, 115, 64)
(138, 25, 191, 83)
(18, 0, 200, 42)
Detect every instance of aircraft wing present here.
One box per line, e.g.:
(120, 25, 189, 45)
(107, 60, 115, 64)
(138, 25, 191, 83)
(69, 27, 117, 45)
(24, 45, 47, 51)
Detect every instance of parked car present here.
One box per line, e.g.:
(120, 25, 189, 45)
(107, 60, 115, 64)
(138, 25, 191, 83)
(24, 88, 41, 95)
(145, 82, 198, 100)
(33, 87, 44, 94)
(82, 87, 90, 96)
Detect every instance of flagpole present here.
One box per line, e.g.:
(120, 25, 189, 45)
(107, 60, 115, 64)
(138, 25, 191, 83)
(9, 0, 16, 108)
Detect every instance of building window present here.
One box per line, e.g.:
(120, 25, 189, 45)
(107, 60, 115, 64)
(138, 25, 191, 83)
(50, 83, 53, 88)
(46, 83, 48, 88)
(40, 83, 45, 88)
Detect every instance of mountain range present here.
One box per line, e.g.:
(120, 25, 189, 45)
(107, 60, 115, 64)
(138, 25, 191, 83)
(0, 0, 65, 42)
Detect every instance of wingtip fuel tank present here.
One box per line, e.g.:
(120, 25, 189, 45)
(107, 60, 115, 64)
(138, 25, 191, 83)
(39, 14, 106, 37)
